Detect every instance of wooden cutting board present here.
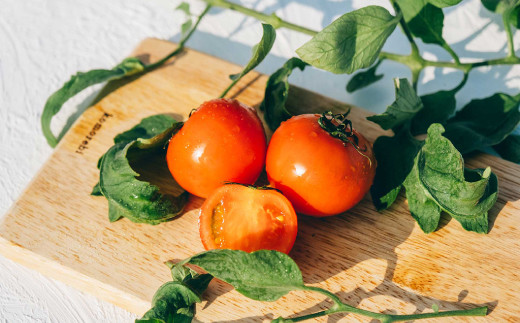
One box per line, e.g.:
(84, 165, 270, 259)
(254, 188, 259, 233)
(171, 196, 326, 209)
(1, 38, 519, 322)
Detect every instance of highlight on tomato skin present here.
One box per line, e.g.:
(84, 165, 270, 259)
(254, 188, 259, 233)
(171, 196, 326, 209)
(166, 98, 267, 198)
(265, 113, 376, 217)
(198, 184, 298, 255)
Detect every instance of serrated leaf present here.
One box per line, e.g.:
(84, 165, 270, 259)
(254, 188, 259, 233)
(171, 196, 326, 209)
(226, 24, 276, 85)
(403, 151, 442, 233)
(367, 78, 423, 131)
(444, 93, 520, 154)
(371, 128, 424, 210)
(99, 121, 189, 224)
(346, 60, 384, 93)
(398, 0, 446, 46)
(259, 57, 308, 131)
(41, 57, 145, 147)
(494, 134, 520, 163)
(404, 124, 498, 233)
(411, 90, 456, 135)
(296, 6, 398, 74)
(183, 249, 304, 301)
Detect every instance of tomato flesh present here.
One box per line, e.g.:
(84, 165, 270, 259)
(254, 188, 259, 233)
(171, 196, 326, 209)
(199, 184, 298, 254)
(266, 114, 376, 217)
(166, 99, 267, 198)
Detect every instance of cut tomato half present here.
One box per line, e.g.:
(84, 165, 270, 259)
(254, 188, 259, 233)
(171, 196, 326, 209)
(199, 184, 298, 254)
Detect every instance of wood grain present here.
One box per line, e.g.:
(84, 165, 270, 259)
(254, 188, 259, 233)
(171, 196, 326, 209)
(1, 38, 519, 322)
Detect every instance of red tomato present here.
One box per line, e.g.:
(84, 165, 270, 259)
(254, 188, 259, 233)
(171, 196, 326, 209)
(199, 184, 298, 254)
(166, 99, 267, 198)
(266, 113, 376, 217)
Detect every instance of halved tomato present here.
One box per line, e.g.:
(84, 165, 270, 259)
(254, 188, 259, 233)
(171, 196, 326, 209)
(199, 184, 298, 254)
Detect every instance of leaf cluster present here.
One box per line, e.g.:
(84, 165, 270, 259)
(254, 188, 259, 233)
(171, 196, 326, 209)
(368, 79, 508, 233)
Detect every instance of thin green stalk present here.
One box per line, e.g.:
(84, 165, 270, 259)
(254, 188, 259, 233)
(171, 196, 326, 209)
(201, 0, 316, 36)
(452, 71, 469, 93)
(385, 307, 488, 322)
(411, 67, 422, 91)
(503, 9, 516, 58)
(283, 285, 487, 323)
(441, 41, 461, 64)
(146, 5, 212, 70)
(390, 0, 420, 59)
(219, 78, 238, 98)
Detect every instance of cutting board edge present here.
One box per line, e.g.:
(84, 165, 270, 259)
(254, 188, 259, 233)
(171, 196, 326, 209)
(0, 235, 150, 316)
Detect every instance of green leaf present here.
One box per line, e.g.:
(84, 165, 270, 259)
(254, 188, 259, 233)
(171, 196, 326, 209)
(259, 57, 308, 131)
(175, 2, 191, 16)
(183, 249, 304, 301)
(41, 57, 145, 147)
(296, 6, 398, 74)
(137, 261, 212, 323)
(180, 20, 193, 37)
(170, 266, 213, 296)
(509, 5, 520, 28)
(371, 128, 424, 210)
(404, 124, 498, 233)
(444, 93, 520, 154)
(367, 78, 423, 131)
(136, 282, 200, 323)
(403, 151, 442, 233)
(114, 114, 178, 145)
(91, 114, 178, 197)
(494, 134, 520, 163)
(428, 0, 463, 7)
(411, 90, 456, 135)
(346, 60, 384, 93)
(224, 24, 276, 91)
(99, 121, 189, 224)
(397, 0, 446, 46)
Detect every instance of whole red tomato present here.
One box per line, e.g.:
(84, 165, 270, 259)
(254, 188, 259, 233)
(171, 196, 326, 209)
(266, 112, 376, 217)
(199, 184, 298, 254)
(166, 99, 267, 198)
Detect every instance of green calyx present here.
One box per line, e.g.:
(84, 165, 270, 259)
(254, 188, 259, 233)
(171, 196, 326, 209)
(317, 111, 372, 165)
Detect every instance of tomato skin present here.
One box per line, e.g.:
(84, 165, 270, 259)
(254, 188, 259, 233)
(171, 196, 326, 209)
(266, 114, 376, 217)
(199, 184, 298, 254)
(167, 99, 267, 198)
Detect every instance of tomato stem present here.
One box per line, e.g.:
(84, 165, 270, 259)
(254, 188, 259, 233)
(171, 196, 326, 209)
(317, 111, 372, 166)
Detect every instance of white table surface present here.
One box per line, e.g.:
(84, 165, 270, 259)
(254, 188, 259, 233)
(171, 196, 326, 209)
(1, 0, 519, 321)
